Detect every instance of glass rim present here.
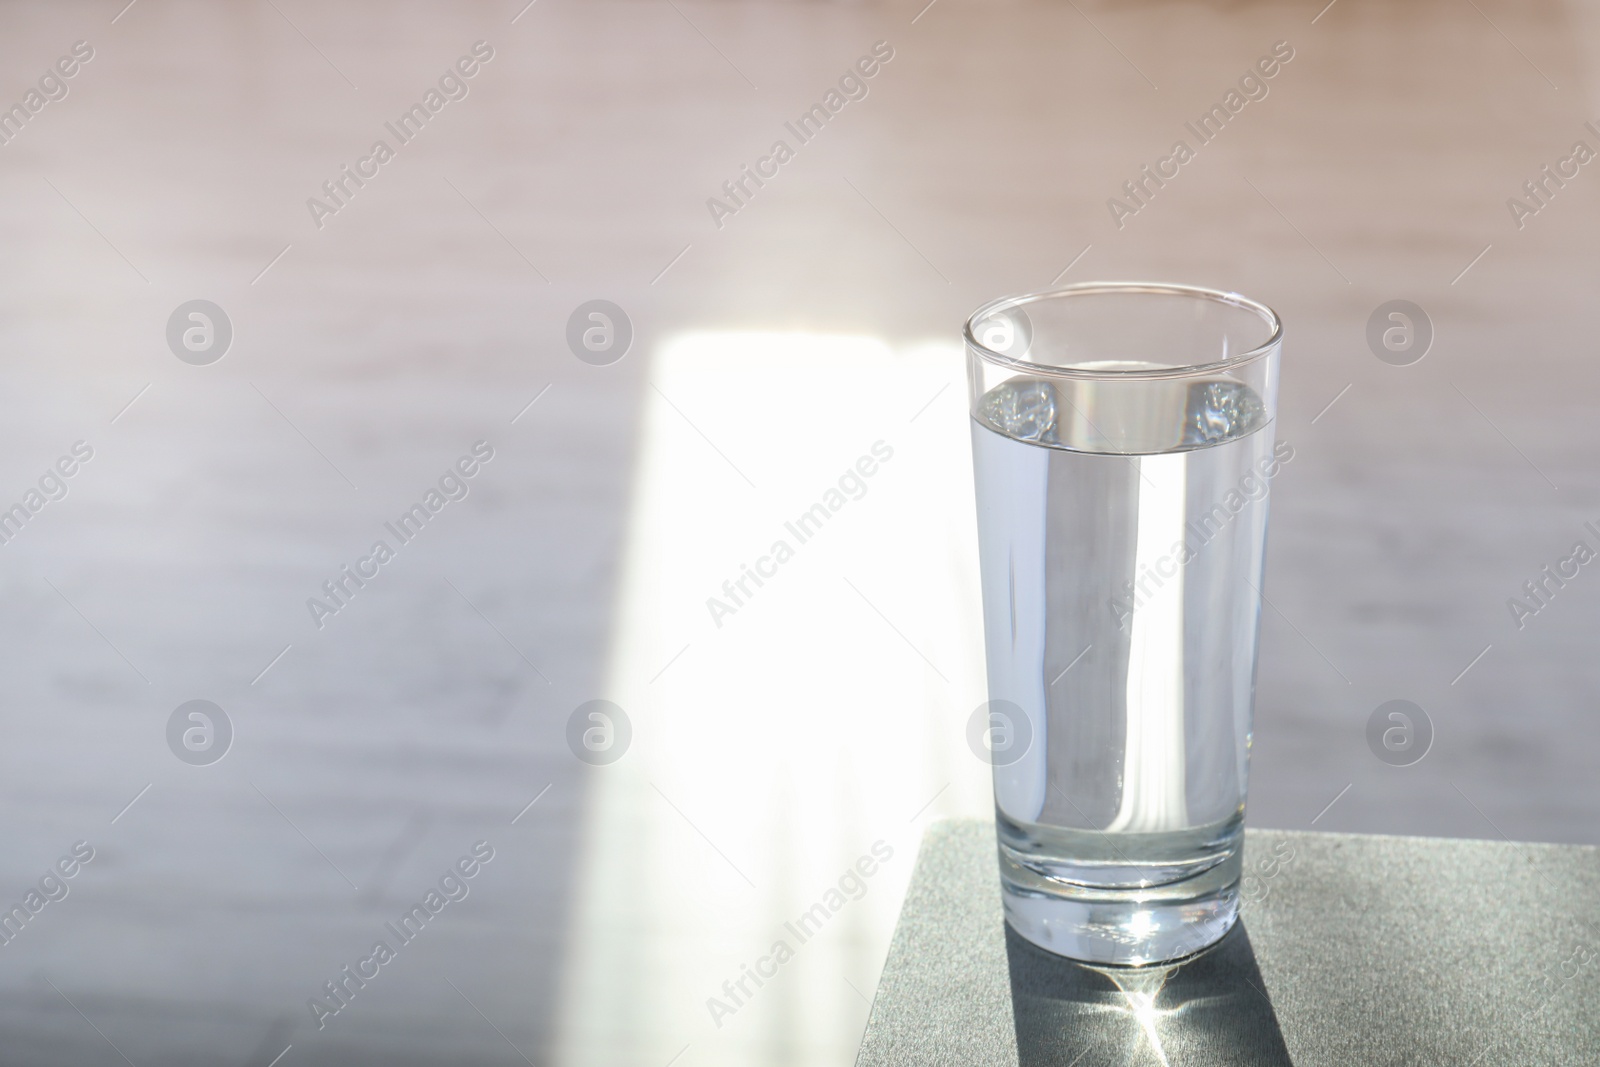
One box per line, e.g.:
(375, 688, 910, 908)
(963, 281, 1283, 381)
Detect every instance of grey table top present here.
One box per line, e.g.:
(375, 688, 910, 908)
(856, 819, 1600, 1067)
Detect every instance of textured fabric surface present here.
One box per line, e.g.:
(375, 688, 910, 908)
(856, 819, 1600, 1066)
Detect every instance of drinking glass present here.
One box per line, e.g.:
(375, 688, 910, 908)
(965, 283, 1283, 965)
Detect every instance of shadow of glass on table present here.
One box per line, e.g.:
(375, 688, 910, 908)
(1004, 920, 1294, 1066)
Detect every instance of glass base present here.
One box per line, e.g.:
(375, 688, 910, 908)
(996, 816, 1243, 966)
(1002, 879, 1239, 966)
